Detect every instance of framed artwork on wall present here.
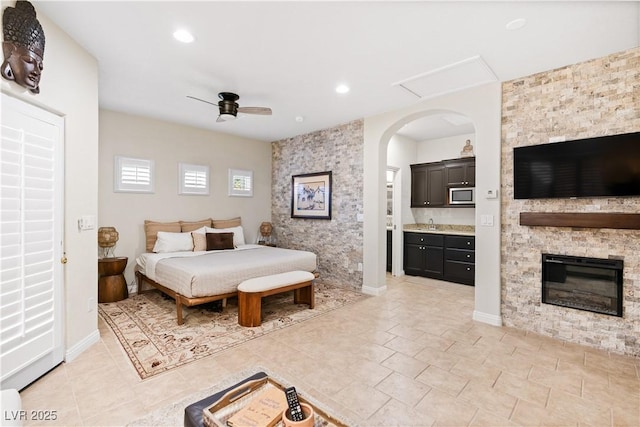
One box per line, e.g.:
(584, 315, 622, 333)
(291, 171, 332, 219)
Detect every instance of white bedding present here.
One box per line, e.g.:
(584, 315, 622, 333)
(136, 244, 317, 298)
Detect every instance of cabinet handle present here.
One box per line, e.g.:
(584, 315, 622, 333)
(467, 267, 471, 271)
(423, 201, 427, 205)
(427, 201, 430, 205)
(466, 254, 470, 258)
(467, 242, 470, 245)
(420, 238, 424, 242)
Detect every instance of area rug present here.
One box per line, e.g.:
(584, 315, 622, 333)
(99, 283, 366, 379)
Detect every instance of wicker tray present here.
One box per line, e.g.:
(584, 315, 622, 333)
(202, 375, 348, 427)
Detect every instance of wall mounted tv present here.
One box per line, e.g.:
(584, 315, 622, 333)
(513, 131, 640, 199)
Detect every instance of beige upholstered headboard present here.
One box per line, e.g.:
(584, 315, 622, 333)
(143, 217, 241, 252)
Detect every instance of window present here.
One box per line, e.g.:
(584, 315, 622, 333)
(228, 169, 253, 197)
(179, 163, 209, 195)
(114, 156, 154, 193)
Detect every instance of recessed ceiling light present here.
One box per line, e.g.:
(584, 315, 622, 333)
(335, 84, 350, 94)
(505, 18, 527, 31)
(173, 29, 194, 43)
(295, 116, 304, 122)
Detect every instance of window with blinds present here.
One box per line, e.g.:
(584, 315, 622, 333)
(228, 168, 253, 197)
(114, 156, 154, 193)
(179, 163, 209, 195)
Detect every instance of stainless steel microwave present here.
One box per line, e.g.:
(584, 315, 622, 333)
(449, 187, 475, 205)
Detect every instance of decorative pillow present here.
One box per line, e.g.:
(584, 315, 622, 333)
(180, 219, 212, 232)
(153, 231, 194, 253)
(211, 217, 241, 229)
(144, 220, 181, 252)
(205, 232, 235, 251)
(192, 232, 207, 251)
(205, 225, 245, 247)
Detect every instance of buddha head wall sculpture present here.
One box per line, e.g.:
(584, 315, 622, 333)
(2, 1, 45, 94)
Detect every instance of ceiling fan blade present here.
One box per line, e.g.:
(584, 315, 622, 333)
(216, 115, 225, 123)
(237, 106, 272, 115)
(187, 95, 218, 107)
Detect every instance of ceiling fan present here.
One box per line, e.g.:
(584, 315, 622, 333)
(187, 92, 272, 122)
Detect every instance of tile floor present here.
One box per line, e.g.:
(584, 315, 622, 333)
(18, 275, 640, 426)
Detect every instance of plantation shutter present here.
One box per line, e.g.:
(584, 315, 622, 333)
(1, 94, 64, 390)
(179, 163, 209, 195)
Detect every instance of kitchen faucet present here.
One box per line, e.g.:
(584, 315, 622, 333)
(428, 218, 436, 230)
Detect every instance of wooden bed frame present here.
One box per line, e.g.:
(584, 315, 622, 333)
(135, 269, 237, 325)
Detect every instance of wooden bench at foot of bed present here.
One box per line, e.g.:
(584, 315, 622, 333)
(135, 270, 236, 325)
(237, 271, 316, 327)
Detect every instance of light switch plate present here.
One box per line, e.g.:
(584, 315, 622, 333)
(78, 215, 96, 231)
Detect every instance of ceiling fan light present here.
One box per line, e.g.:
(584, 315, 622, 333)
(219, 113, 236, 121)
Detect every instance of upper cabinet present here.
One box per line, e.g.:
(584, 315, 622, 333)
(411, 157, 475, 208)
(411, 163, 445, 207)
(445, 158, 475, 187)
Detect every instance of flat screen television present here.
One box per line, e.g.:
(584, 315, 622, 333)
(513, 131, 640, 199)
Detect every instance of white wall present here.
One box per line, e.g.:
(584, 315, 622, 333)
(1, 2, 100, 358)
(98, 110, 272, 288)
(416, 133, 475, 163)
(363, 83, 503, 325)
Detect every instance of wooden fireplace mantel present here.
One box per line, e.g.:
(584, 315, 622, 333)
(519, 212, 640, 230)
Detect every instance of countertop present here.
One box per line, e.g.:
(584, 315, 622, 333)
(403, 223, 475, 237)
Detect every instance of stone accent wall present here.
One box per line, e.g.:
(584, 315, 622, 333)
(272, 120, 364, 290)
(501, 48, 640, 356)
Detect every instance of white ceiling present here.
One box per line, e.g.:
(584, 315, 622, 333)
(36, 1, 639, 142)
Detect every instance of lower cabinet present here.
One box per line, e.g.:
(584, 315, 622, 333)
(404, 232, 444, 279)
(404, 232, 475, 286)
(386, 230, 392, 272)
(443, 235, 475, 286)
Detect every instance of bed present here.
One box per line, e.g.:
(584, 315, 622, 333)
(135, 218, 318, 324)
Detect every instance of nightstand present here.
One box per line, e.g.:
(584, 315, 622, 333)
(98, 257, 128, 303)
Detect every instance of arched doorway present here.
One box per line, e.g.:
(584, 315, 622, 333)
(386, 111, 476, 279)
(362, 83, 503, 326)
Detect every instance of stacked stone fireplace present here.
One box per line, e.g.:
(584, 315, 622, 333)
(500, 47, 640, 357)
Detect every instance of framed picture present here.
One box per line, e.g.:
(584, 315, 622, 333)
(291, 171, 332, 219)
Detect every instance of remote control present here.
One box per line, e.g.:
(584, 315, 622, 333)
(284, 386, 305, 421)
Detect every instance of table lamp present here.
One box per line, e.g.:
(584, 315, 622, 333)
(257, 222, 276, 246)
(98, 226, 119, 258)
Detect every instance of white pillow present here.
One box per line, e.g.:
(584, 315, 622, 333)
(205, 225, 245, 247)
(153, 231, 194, 253)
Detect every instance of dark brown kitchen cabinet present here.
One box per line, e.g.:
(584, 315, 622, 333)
(404, 232, 475, 286)
(386, 229, 392, 272)
(410, 163, 445, 207)
(445, 158, 476, 187)
(403, 232, 444, 279)
(411, 158, 475, 208)
(443, 235, 475, 286)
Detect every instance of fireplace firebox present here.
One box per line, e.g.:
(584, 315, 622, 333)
(542, 254, 623, 317)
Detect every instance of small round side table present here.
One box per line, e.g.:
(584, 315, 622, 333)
(98, 257, 128, 303)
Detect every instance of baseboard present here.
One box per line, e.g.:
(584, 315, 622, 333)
(473, 310, 503, 326)
(65, 329, 100, 362)
(362, 285, 387, 296)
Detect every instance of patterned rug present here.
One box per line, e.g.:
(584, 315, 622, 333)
(99, 283, 366, 379)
